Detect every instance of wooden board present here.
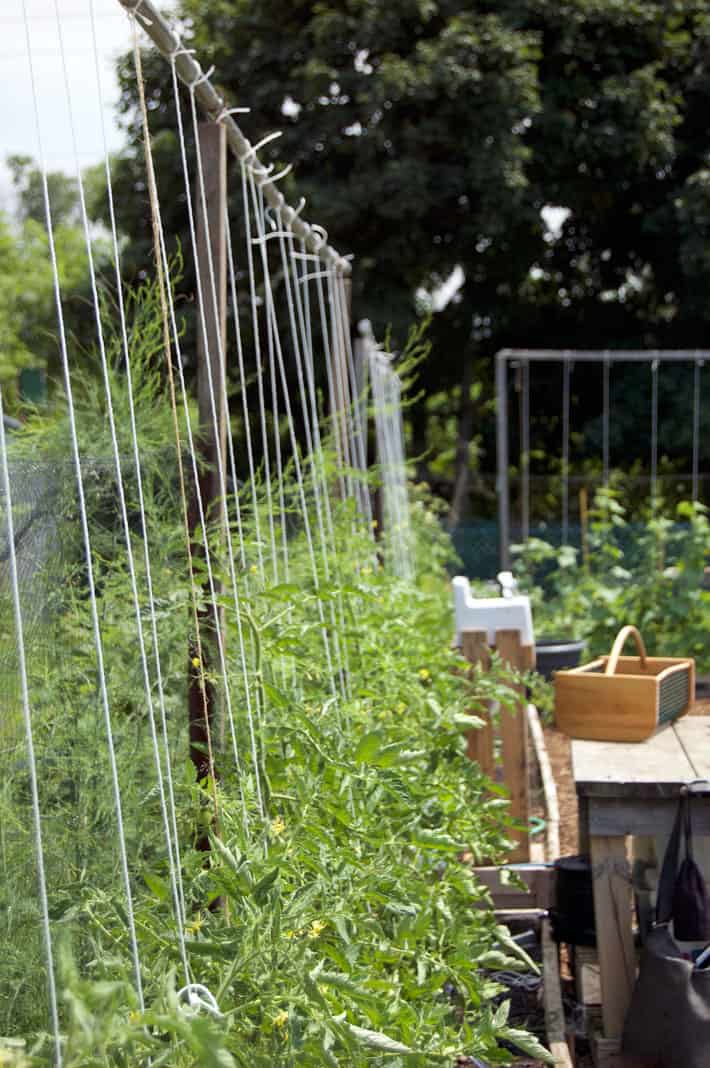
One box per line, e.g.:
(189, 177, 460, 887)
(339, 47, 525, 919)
(589, 835, 636, 1042)
(471, 864, 553, 909)
(541, 918, 573, 1068)
(588, 796, 710, 836)
(496, 629, 530, 862)
(675, 715, 710, 779)
(572, 725, 694, 798)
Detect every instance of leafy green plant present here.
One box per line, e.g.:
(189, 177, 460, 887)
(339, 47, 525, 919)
(0, 282, 548, 1065)
(514, 489, 710, 670)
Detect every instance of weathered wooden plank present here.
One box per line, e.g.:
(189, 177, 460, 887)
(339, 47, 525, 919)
(496, 629, 530, 862)
(572, 726, 693, 798)
(591, 1031, 646, 1068)
(527, 703, 560, 860)
(675, 715, 710, 779)
(541, 917, 573, 1067)
(590, 836, 636, 1042)
(471, 864, 553, 909)
(588, 796, 710, 836)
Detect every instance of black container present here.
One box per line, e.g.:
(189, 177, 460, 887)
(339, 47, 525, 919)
(534, 637, 586, 680)
(551, 854, 596, 946)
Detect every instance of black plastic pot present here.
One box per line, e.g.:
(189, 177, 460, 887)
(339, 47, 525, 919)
(534, 637, 586, 680)
(551, 854, 596, 946)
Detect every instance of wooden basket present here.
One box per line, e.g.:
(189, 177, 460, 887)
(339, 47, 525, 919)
(554, 626, 694, 742)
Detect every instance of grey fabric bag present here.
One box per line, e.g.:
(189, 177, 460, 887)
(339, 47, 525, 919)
(623, 792, 710, 1067)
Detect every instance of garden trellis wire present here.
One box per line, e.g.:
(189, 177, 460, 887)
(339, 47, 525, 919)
(496, 349, 710, 569)
(3, 0, 411, 1057)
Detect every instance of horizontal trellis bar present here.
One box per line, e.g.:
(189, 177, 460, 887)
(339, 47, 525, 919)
(116, 0, 351, 274)
(498, 349, 710, 363)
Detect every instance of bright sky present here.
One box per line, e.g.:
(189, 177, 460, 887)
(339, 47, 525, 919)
(0, 0, 155, 212)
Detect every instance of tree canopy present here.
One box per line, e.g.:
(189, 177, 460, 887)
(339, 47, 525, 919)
(92, 0, 710, 513)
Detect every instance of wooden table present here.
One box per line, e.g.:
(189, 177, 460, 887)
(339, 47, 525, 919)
(572, 716, 710, 1065)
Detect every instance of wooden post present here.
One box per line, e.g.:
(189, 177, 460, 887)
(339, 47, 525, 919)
(460, 627, 531, 862)
(590, 834, 636, 1043)
(496, 629, 531, 862)
(188, 119, 228, 792)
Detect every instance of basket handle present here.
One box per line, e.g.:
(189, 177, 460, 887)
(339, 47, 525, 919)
(605, 625, 647, 676)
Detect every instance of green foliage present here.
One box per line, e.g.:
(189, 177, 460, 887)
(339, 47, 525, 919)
(0, 283, 543, 1065)
(99, 0, 710, 511)
(514, 490, 710, 671)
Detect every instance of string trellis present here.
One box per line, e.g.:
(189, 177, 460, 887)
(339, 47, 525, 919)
(1, 0, 412, 1057)
(358, 326, 414, 582)
(496, 349, 710, 569)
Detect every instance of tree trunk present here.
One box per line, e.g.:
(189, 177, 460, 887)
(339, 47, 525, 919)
(447, 358, 475, 529)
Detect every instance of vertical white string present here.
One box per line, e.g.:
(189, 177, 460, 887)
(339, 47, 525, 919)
(521, 359, 530, 541)
(160, 58, 264, 819)
(334, 271, 373, 529)
(295, 248, 351, 696)
(324, 269, 352, 497)
(0, 394, 62, 1062)
(651, 358, 659, 508)
(286, 238, 347, 695)
(75, 1, 190, 973)
(241, 161, 278, 578)
(177, 75, 267, 813)
(561, 359, 571, 546)
(693, 358, 702, 503)
(23, 0, 144, 1010)
(602, 356, 610, 493)
(248, 173, 338, 700)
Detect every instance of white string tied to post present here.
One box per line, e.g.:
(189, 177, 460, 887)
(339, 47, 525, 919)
(693, 355, 703, 502)
(292, 234, 351, 698)
(247, 170, 338, 701)
(651, 358, 659, 507)
(177, 983, 223, 1019)
(66, 3, 191, 978)
(276, 209, 346, 695)
(0, 393, 62, 1064)
(165, 59, 263, 821)
(241, 157, 279, 583)
(23, 0, 145, 1013)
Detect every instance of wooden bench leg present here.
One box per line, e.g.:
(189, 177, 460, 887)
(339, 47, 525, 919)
(590, 835, 636, 1056)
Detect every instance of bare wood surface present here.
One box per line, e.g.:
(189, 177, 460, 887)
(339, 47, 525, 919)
(675, 715, 710, 779)
(591, 1031, 646, 1068)
(527, 703, 560, 859)
(572, 725, 694, 798)
(588, 796, 710, 836)
(541, 917, 573, 1067)
(590, 835, 636, 1041)
(496, 628, 530, 862)
(472, 865, 553, 910)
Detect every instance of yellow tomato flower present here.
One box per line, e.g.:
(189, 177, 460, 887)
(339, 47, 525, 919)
(250, 563, 258, 574)
(270, 816, 285, 838)
(273, 1009, 289, 1030)
(185, 912, 204, 937)
(191, 656, 201, 669)
(307, 919, 326, 939)
(418, 668, 430, 681)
